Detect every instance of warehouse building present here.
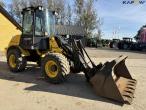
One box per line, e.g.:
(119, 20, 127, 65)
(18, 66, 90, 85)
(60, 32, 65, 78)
(0, 5, 21, 51)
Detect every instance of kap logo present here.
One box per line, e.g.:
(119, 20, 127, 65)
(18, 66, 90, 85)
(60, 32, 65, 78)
(122, 0, 146, 4)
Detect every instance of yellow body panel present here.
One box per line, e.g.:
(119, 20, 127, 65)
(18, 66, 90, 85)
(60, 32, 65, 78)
(8, 35, 21, 47)
(49, 36, 63, 53)
(36, 36, 63, 57)
(7, 35, 62, 57)
(0, 13, 21, 51)
(7, 35, 30, 56)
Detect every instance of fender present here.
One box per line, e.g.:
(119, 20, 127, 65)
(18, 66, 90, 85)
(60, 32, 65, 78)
(6, 35, 30, 56)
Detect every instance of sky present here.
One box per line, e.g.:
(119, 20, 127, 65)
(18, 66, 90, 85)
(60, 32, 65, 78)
(96, 0, 146, 39)
(3, 0, 146, 39)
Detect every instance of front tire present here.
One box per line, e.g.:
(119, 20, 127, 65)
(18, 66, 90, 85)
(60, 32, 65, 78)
(7, 49, 26, 72)
(42, 53, 70, 84)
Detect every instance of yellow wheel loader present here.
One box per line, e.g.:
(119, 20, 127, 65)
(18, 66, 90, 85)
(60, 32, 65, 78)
(6, 6, 137, 104)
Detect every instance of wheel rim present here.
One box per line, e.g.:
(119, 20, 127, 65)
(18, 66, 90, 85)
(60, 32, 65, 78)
(45, 60, 58, 78)
(9, 54, 17, 68)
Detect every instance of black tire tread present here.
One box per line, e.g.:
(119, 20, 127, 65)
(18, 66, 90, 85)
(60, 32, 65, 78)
(7, 49, 26, 72)
(42, 53, 70, 84)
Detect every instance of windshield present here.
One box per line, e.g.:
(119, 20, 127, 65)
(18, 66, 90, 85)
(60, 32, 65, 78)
(44, 9, 55, 36)
(35, 9, 55, 36)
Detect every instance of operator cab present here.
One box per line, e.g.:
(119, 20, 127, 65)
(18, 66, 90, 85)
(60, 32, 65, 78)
(20, 6, 55, 50)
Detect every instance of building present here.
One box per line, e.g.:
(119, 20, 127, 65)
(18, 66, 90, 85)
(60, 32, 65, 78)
(139, 28, 146, 43)
(55, 25, 85, 37)
(0, 5, 21, 51)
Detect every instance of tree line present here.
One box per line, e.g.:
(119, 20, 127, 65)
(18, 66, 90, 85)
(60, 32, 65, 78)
(0, 0, 102, 39)
(0, 0, 4, 7)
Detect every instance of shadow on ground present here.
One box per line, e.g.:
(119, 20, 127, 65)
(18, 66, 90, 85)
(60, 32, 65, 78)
(0, 61, 123, 106)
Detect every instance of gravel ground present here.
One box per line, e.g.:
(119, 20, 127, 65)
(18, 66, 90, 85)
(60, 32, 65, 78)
(86, 47, 146, 59)
(0, 48, 146, 110)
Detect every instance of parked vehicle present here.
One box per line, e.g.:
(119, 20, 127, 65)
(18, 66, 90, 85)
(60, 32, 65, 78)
(86, 38, 102, 48)
(109, 39, 120, 48)
(101, 39, 111, 47)
(118, 37, 133, 50)
(138, 28, 146, 51)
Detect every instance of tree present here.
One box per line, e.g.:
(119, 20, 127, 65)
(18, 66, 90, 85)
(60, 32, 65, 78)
(74, 0, 84, 26)
(65, 4, 72, 25)
(75, 0, 101, 38)
(9, 0, 46, 23)
(9, 0, 25, 23)
(0, 0, 4, 7)
(95, 17, 103, 40)
(51, 0, 65, 25)
(29, 0, 46, 7)
(74, 0, 103, 47)
(48, 1, 73, 25)
(96, 29, 102, 40)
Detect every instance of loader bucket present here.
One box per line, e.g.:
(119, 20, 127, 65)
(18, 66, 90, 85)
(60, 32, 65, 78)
(90, 56, 137, 104)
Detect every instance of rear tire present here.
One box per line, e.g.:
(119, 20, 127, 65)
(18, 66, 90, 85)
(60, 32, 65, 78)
(7, 49, 27, 72)
(42, 53, 70, 84)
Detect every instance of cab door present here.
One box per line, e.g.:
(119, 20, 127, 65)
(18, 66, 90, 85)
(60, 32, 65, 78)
(33, 10, 49, 50)
(20, 10, 34, 49)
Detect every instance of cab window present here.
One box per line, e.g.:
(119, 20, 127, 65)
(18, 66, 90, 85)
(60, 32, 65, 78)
(23, 11, 33, 35)
(35, 10, 45, 36)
